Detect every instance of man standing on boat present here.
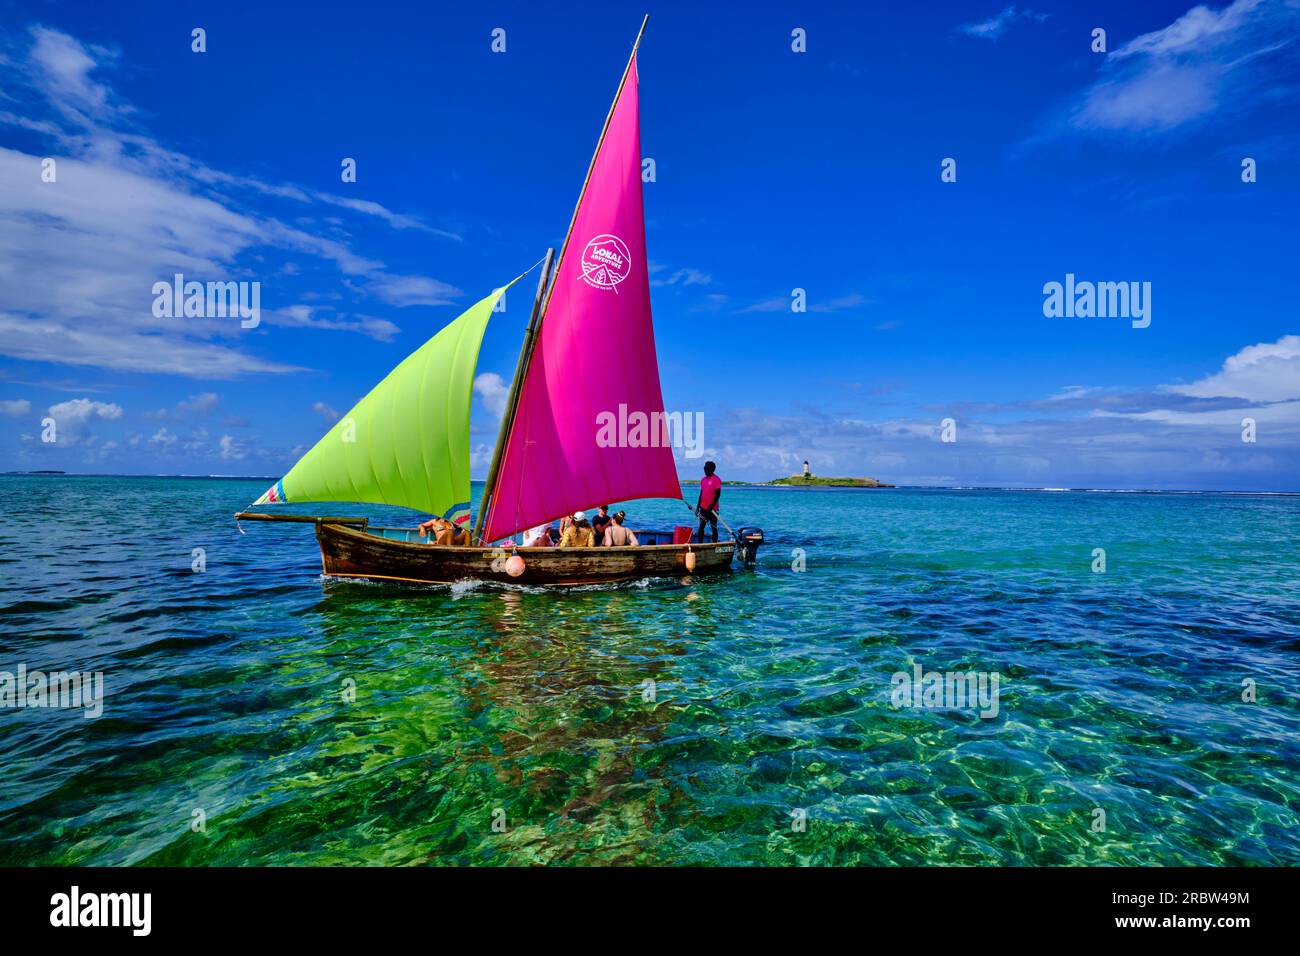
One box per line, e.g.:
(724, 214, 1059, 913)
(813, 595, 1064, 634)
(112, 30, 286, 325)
(696, 461, 721, 543)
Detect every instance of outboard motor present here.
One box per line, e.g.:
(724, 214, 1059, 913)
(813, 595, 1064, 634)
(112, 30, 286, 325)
(732, 527, 764, 568)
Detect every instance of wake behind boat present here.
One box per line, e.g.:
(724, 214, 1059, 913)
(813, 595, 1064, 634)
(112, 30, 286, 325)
(236, 17, 764, 587)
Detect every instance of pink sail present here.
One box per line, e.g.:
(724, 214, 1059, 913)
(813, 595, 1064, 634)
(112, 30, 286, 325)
(482, 55, 682, 543)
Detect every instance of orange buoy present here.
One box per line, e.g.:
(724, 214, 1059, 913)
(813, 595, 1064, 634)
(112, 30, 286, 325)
(684, 550, 696, 572)
(505, 554, 526, 577)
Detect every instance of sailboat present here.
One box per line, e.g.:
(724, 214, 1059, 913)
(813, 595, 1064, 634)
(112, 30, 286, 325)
(236, 18, 764, 587)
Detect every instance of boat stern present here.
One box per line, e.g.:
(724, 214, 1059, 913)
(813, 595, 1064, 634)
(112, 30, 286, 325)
(732, 527, 764, 567)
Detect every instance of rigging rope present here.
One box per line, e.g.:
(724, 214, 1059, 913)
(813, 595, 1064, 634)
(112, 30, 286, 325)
(680, 497, 736, 541)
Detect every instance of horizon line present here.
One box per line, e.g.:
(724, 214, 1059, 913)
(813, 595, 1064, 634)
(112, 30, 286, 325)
(3, 471, 1297, 496)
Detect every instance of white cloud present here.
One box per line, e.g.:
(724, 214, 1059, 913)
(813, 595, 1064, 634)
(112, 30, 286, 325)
(651, 267, 712, 288)
(28, 26, 121, 125)
(146, 392, 221, 421)
(218, 434, 246, 460)
(0, 26, 460, 378)
(364, 274, 462, 308)
(1064, 0, 1300, 135)
(1072, 62, 1222, 133)
(673, 357, 1300, 490)
(1070, 336, 1300, 440)
(48, 397, 122, 424)
(0, 310, 300, 378)
(1116, 0, 1263, 59)
(312, 401, 340, 422)
(313, 194, 461, 240)
(734, 296, 791, 314)
(1095, 401, 1300, 427)
(736, 292, 868, 313)
(1047, 385, 1101, 402)
(268, 305, 400, 342)
(474, 372, 509, 418)
(0, 398, 31, 417)
(177, 392, 219, 416)
(41, 396, 122, 445)
(810, 293, 870, 313)
(958, 7, 1046, 40)
(1168, 334, 1300, 402)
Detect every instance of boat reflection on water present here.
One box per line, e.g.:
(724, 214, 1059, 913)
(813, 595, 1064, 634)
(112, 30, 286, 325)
(311, 578, 715, 864)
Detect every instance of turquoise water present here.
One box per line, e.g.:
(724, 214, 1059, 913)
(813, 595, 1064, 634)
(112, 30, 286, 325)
(1, 475, 1298, 865)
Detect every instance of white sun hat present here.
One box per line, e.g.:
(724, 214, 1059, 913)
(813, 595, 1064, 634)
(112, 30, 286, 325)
(572, 510, 586, 520)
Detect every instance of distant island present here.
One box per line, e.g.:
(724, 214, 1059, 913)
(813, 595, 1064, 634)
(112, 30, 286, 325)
(769, 474, 894, 487)
(680, 474, 894, 488)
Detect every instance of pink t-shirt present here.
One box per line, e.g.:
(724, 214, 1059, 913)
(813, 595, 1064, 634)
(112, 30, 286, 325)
(698, 474, 721, 512)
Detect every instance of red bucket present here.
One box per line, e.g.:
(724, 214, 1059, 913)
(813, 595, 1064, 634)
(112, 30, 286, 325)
(672, 525, 693, 545)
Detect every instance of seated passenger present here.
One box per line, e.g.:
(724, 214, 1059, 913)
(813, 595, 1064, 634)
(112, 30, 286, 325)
(558, 511, 595, 548)
(522, 523, 553, 548)
(591, 505, 612, 545)
(418, 516, 454, 544)
(602, 511, 639, 547)
(422, 518, 458, 545)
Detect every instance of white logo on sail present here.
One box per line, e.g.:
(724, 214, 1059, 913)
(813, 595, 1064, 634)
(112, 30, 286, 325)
(578, 234, 631, 291)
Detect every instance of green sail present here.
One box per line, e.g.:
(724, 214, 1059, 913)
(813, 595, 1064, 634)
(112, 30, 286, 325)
(251, 286, 506, 525)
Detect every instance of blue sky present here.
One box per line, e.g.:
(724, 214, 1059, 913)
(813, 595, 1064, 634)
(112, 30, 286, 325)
(2, 0, 1298, 490)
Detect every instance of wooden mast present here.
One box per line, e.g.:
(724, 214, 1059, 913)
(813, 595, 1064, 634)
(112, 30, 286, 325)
(472, 247, 554, 543)
(471, 16, 650, 544)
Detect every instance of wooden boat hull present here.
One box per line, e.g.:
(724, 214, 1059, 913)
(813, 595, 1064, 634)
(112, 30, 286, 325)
(315, 521, 736, 586)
